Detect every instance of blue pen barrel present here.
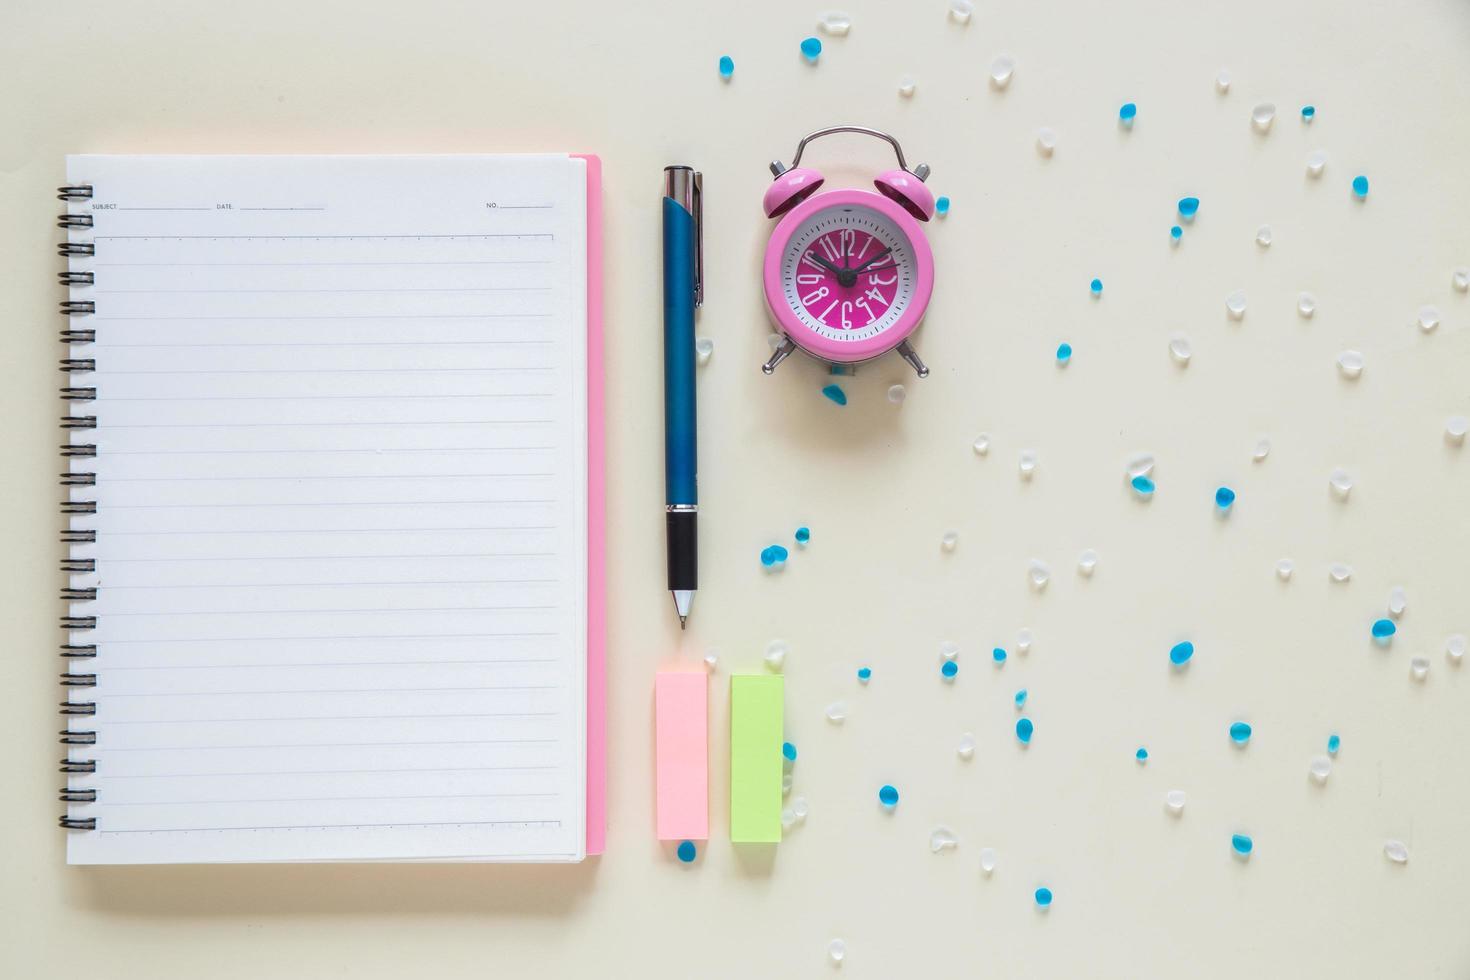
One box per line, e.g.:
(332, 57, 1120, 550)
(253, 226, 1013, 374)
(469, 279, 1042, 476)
(662, 195, 698, 506)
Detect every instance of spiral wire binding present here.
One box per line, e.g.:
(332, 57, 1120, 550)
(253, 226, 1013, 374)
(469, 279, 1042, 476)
(58, 184, 98, 831)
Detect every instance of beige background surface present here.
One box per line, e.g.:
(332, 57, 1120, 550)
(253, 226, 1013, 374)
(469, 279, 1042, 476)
(4, 0, 1470, 976)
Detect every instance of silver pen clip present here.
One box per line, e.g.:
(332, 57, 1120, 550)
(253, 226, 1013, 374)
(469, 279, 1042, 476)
(691, 171, 703, 308)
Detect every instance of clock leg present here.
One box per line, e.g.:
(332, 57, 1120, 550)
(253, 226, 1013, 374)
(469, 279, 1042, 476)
(761, 336, 798, 375)
(896, 340, 930, 378)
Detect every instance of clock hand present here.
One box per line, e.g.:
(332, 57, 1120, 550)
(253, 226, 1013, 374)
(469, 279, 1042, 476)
(805, 251, 844, 275)
(850, 247, 893, 274)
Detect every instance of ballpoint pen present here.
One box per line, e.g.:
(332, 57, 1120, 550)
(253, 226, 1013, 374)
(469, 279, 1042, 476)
(662, 165, 701, 628)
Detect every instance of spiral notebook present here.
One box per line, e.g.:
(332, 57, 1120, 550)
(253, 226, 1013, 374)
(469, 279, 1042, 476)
(57, 154, 605, 864)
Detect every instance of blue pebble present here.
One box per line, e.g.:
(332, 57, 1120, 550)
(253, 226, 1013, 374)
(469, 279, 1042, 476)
(794, 526, 810, 544)
(1119, 102, 1137, 124)
(1327, 733, 1340, 756)
(782, 741, 797, 763)
(718, 55, 734, 79)
(760, 544, 790, 567)
(1170, 225, 1183, 241)
(1352, 175, 1369, 199)
(677, 840, 698, 862)
(1169, 641, 1194, 666)
(1177, 197, 1200, 219)
(1131, 475, 1156, 496)
(1231, 833, 1253, 856)
(1229, 721, 1252, 744)
(800, 36, 822, 61)
(1215, 486, 1236, 509)
(821, 383, 847, 406)
(1090, 277, 1103, 296)
(878, 784, 899, 808)
(857, 666, 872, 683)
(1372, 618, 1396, 640)
(1035, 887, 1053, 908)
(935, 195, 951, 216)
(1136, 747, 1149, 762)
(1016, 717, 1034, 744)
(1015, 688, 1028, 708)
(941, 660, 959, 679)
(1056, 342, 1072, 364)
(760, 546, 776, 567)
(1301, 104, 1315, 120)
(992, 647, 1008, 664)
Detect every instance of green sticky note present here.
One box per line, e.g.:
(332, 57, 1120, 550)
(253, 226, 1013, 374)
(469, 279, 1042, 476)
(730, 674, 783, 843)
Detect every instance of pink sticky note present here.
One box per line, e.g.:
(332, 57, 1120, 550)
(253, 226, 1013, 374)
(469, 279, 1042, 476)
(655, 671, 708, 841)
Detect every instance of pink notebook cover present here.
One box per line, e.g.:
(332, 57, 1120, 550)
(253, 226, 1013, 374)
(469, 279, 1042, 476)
(574, 153, 606, 856)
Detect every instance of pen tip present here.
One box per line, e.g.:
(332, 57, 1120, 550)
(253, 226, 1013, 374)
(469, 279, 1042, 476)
(679, 616, 688, 630)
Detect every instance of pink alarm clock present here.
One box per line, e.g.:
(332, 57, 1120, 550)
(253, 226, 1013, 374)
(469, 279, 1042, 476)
(760, 125, 936, 378)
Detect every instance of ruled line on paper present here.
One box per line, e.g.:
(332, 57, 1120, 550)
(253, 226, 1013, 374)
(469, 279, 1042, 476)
(104, 712, 560, 725)
(105, 793, 561, 807)
(102, 766, 558, 778)
(103, 820, 563, 833)
(104, 738, 560, 752)
(105, 658, 560, 670)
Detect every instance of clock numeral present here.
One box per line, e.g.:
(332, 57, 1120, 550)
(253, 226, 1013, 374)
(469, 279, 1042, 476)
(864, 286, 890, 307)
(800, 252, 827, 273)
(817, 235, 843, 263)
(855, 296, 874, 321)
(801, 285, 830, 306)
(869, 271, 897, 287)
(796, 273, 824, 286)
(840, 301, 854, 330)
(816, 299, 839, 324)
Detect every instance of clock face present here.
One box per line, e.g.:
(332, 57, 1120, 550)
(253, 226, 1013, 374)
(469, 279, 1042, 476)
(778, 204, 919, 345)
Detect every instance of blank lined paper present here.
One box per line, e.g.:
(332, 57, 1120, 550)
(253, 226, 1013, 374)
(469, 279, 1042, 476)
(63, 155, 588, 864)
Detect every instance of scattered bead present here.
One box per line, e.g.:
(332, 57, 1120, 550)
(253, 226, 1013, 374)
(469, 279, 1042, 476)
(765, 640, 787, 671)
(1028, 559, 1051, 591)
(1301, 104, 1316, 121)
(1418, 305, 1441, 332)
(828, 938, 847, 965)
(1297, 292, 1316, 318)
(1309, 755, 1331, 782)
(880, 383, 904, 406)
(795, 526, 811, 545)
(979, 847, 998, 873)
(1135, 747, 1149, 763)
(941, 660, 959, 680)
(1447, 635, 1466, 664)
(1447, 416, 1468, 445)
(992, 646, 1008, 665)
(783, 741, 798, 763)
(929, 826, 959, 853)
(1328, 468, 1353, 499)
(1328, 733, 1341, 755)
(1250, 103, 1276, 131)
(1253, 438, 1271, 462)
(1036, 127, 1057, 157)
(1388, 587, 1407, 618)
(1019, 449, 1038, 479)
(783, 772, 794, 796)
(1131, 475, 1156, 497)
(1307, 150, 1327, 178)
(878, 784, 899, 808)
(1170, 641, 1195, 667)
(1127, 453, 1156, 479)
(857, 666, 872, 683)
(1177, 196, 1199, 220)
(1226, 289, 1247, 319)
(695, 336, 714, 364)
(1168, 334, 1192, 366)
(1329, 562, 1353, 583)
(989, 55, 1015, 89)
(1256, 225, 1273, 247)
(1454, 267, 1470, 292)
(781, 806, 797, 830)
(1016, 629, 1034, 654)
(1384, 840, 1409, 864)
(949, 0, 974, 23)
(973, 433, 991, 456)
(1119, 102, 1137, 126)
(935, 195, 951, 216)
(1336, 350, 1364, 380)
(676, 840, 698, 862)
(793, 796, 809, 821)
(1410, 656, 1430, 681)
(1090, 277, 1104, 296)
(940, 640, 959, 661)
(957, 732, 975, 760)
(825, 700, 847, 723)
(761, 544, 790, 569)
(800, 36, 823, 62)
(1170, 225, 1183, 243)
(1352, 175, 1369, 199)
(1229, 721, 1252, 745)
(1372, 618, 1396, 641)
(704, 650, 718, 670)
(1232, 833, 1254, 857)
(717, 56, 734, 80)
(941, 529, 959, 552)
(1056, 342, 1073, 365)
(1077, 548, 1098, 576)
(1034, 887, 1053, 908)
(819, 11, 852, 35)
(1014, 688, 1028, 708)
(1165, 789, 1186, 814)
(1276, 558, 1294, 581)
(1016, 717, 1034, 744)
(821, 383, 848, 405)
(1215, 69, 1231, 93)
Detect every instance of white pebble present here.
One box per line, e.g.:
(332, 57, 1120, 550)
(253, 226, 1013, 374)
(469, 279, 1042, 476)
(1018, 449, 1037, 479)
(1309, 756, 1331, 782)
(1447, 416, 1468, 445)
(1165, 789, 1186, 814)
(764, 640, 787, 672)
(948, 0, 974, 23)
(828, 938, 847, 965)
(781, 807, 796, 830)
(1255, 225, 1273, 247)
(1329, 562, 1353, 583)
(1215, 69, 1231, 93)
(1417, 305, 1440, 333)
(1276, 558, 1295, 581)
(1306, 149, 1327, 178)
(1410, 656, 1430, 681)
(825, 701, 847, 723)
(1384, 839, 1409, 864)
(1337, 350, 1364, 379)
(989, 54, 1015, 89)
(819, 10, 852, 35)
(940, 640, 959, 661)
(1251, 102, 1276, 131)
(887, 383, 906, 404)
(1036, 127, 1056, 157)
(1225, 290, 1247, 320)
(979, 847, 998, 873)
(929, 826, 959, 853)
(1297, 292, 1316, 317)
(1126, 452, 1156, 479)
(1454, 267, 1470, 292)
(1027, 559, 1051, 591)
(1329, 467, 1353, 499)
(1253, 437, 1271, 462)
(957, 732, 976, 760)
(1168, 334, 1192, 366)
(704, 649, 719, 670)
(1388, 587, 1407, 618)
(1015, 628, 1034, 654)
(695, 337, 714, 365)
(1077, 548, 1098, 576)
(973, 433, 991, 456)
(1447, 634, 1466, 664)
(941, 529, 959, 552)
(783, 772, 794, 796)
(897, 75, 916, 98)
(793, 796, 810, 821)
